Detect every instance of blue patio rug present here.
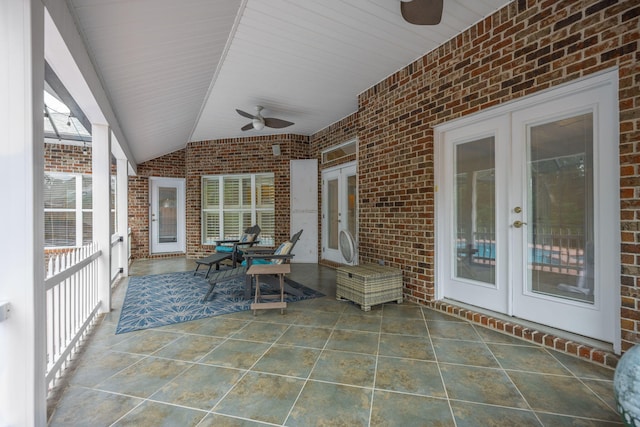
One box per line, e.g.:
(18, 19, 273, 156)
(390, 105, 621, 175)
(115, 271, 324, 334)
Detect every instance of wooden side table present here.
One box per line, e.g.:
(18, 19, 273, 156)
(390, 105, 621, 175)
(247, 263, 290, 315)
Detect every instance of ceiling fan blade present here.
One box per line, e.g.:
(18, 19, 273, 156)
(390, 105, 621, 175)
(400, 0, 443, 25)
(236, 109, 255, 119)
(241, 122, 254, 131)
(264, 117, 294, 129)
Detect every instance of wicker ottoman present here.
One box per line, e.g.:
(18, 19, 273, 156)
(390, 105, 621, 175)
(336, 264, 403, 311)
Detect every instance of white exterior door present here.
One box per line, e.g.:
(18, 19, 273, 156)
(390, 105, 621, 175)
(437, 71, 619, 345)
(322, 162, 357, 264)
(150, 177, 185, 254)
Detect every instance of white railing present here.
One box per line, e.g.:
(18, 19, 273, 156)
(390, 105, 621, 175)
(111, 234, 123, 284)
(44, 243, 102, 391)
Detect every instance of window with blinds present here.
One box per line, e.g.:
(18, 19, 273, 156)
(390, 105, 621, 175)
(202, 173, 275, 246)
(44, 172, 93, 247)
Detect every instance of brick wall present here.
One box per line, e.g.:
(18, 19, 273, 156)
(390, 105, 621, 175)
(122, 0, 639, 353)
(44, 143, 92, 174)
(186, 134, 310, 259)
(309, 113, 359, 261)
(353, 0, 640, 350)
(128, 149, 186, 259)
(126, 136, 311, 259)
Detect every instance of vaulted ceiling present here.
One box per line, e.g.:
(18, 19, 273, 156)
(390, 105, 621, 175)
(64, 0, 511, 163)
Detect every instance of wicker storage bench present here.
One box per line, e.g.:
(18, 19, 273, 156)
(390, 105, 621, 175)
(336, 264, 403, 311)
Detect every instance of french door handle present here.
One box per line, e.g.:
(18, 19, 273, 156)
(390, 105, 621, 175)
(513, 220, 527, 228)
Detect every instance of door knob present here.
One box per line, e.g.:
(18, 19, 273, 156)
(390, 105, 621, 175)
(513, 220, 526, 228)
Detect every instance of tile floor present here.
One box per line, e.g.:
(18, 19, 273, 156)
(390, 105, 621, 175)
(47, 258, 622, 426)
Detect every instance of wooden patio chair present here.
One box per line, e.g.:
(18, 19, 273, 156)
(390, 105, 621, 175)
(202, 229, 303, 302)
(194, 225, 261, 278)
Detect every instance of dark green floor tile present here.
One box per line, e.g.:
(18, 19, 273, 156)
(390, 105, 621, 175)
(378, 333, 435, 360)
(382, 304, 423, 319)
(440, 364, 528, 408)
(422, 308, 465, 322)
(68, 350, 143, 387)
(336, 312, 382, 332)
(488, 343, 571, 375)
(48, 387, 142, 426)
(189, 317, 250, 338)
(286, 380, 371, 426)
(111, 330, 181, 355)
(582, 378, 616, 409)
(427, 321, 482, 341)
(150, 364, 244, 410)
(252, 345, 320, 377)
(275, 325, 332, 348)
(200, 339, 270, 369)
(475, 325, 535, 345)
(371, 390, 455, 426)
(152, 334, 223, 362)
(325, 329, 379, 354)
(96, 356, 189, 398)
(199, 413, 271, 426)
(451, 401, 542, 427)
(549, 350, 615, 380)
(433, 338, 499, 368)
(536, 412, 623, 426)
(215, 372, 304, 424)
(380, 317, 429, 336)
(230, 321, 289, 343)
(293, 310, 341, 327)
(310, 349, 376, 387)
(376, 356, 446, 397)
(112, 400, 206, 426)
(508, 371, 621, 421)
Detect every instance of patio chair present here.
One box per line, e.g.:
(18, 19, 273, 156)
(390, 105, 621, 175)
(194, 225, 260, 278)
(202, 229, 303, 302)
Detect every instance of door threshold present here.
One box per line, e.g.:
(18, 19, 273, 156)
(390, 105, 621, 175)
(430, 298, 619, 369)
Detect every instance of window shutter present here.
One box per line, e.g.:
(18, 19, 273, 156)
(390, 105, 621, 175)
(44, 174, 76, 209)
(203, 178, 219, 209)
(202, 173, 275, 245)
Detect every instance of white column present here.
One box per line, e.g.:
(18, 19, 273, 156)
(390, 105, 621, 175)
(92, 124, 112, 313)
(0, 1, 47, 425)
(117, 157, 129, 276)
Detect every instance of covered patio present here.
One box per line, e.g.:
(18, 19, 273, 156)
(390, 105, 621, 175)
(1, 0, 639, 425)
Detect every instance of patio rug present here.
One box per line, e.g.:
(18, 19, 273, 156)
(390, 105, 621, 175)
(115, 271, 324, 334)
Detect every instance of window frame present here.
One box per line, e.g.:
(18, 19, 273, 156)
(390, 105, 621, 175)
(201, 173, 275, 246)
(44, 172, 93, 248)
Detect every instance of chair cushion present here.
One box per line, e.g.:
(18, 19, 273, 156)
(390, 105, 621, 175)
(240, 233, 256, 243)
(215, 245, 233, 253)
(272, 240, 293, 264)
(241, 258, 272, 266)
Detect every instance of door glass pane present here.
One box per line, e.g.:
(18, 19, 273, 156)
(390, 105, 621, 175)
(158, 187, 177, 243)
(327, 178, 339, 250)
(347, 174, 357, 236)
(455, 137, 496, 285)
(527, 113, 594, 303)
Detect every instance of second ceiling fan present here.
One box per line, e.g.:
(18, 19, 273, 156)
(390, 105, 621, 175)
(400, 0, 443, 25)
(236, 106, 294, 131)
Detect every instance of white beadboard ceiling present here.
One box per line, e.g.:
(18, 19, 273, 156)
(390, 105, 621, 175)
(67, 0, 511, 163)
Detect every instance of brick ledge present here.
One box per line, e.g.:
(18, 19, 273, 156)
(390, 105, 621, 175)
(428, 300, 619, 369)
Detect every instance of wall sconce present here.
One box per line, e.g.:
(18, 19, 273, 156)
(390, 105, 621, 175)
(272, 145, 281, 156)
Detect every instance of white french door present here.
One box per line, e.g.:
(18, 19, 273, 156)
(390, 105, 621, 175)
(322, 162, 357, 264)
(150, 177, 185, 254)
(437, 71, 619, 344)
